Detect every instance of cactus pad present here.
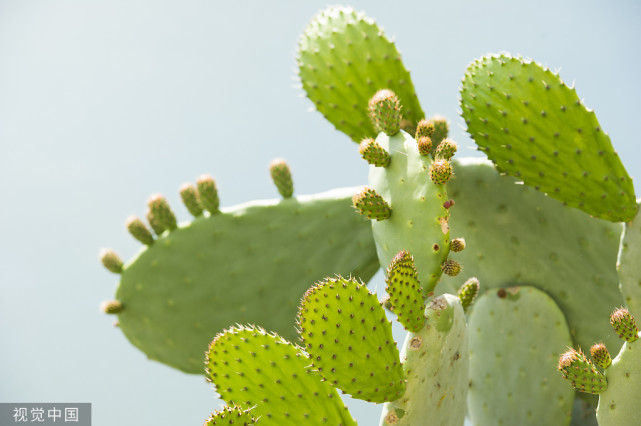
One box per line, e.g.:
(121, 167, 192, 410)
(380, 294, 468, 426)
(206, 325, 356, 425)
(384, 251, 425, 332)
(105, 186, 379, 374)
(442, 158, 624, 360)
(297, 277, 405, 403)
(469, 286, 574, 426)
(297, 6, 424, 141)
(203, 406, 257, 425)
(460, 54, 637, 222)
(559, 348, 607, 395)
(617, 202, 641, 319)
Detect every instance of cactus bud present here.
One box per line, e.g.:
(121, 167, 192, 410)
(352, 187, 391, 221)
(100, 248, 123, 273)
(451, 238, 466, 252)
(179, 183, 204, 217)
(359, 138, 390, 167)
(590, 343, 612, 369)
(415, 119, 435, 140)
(429, 116, 449, 145)
(429, 159, 453, 185)
(101, 299, 124, 314)
(558, 348, 607, 394)
(146, 211, 164, 236)
(417, 136, 432, 156)
(385, 250, 424, 332)
(196, 174, 220, 214)
(435, 138, 458, 160)
(269, 159, 294, 199)
(147, 194, 177, 233)
(441, 259, 462, 277)
(125, 216, 154, 245)
(458, 277, 479, 310)
(368, 89, 402, 136)
(610, 307, 639, 342)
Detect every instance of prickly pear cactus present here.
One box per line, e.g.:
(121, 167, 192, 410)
(380, 294, 468, 426)
(467, 286, 574, 426)
(617, 201, 641, 319)
(100, 175, 379, 373)
(460, 54, 637, 222)
(297, 6, 424, 140)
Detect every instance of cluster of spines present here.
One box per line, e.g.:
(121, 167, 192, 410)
(414, 118, 455, 186)
(203, 405, 257, 425)
(384, 251, 425, 332)
(558, 307, 639, 393)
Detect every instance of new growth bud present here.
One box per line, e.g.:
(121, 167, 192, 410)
(180, 183, 204, 217)
(458, 277, 479, 310)
(429, 159, 453, 185)
(610, 307, 639, 342)
(415, 119, 435, 139)
(126, 216, 154, 246)
(429, 116, 449, 145)
(100, 248, 123, 273)
(196, 174, 220, 214)
(368, 89, 402, 136)
(435, 138, 458, 160)
(359, 138, 390, 167)
(441, 259, 462, 277)
(353, 187, 391, 221)
(269, 159, 294, 199)
(147, 194, 178, 234)
(417, 136, 432, 156)
(101, 299, 124, 314)
(451, 238, 466, 252)
(558, 348, 607, 394)
(590, 343, 612, 369)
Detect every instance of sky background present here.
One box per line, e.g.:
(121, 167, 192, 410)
(1, 0, 640, 425)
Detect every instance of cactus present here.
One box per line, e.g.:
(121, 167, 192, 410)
(559, 308, 641, 425)
(96, 5, 641, 425)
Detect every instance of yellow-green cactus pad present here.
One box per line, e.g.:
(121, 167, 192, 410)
(297, 6, 424, 141)
(203, 405, 257, 425)
(105, 187, 379, 374)
(460, 54, 637, 222)
(206, 326, 355, 426)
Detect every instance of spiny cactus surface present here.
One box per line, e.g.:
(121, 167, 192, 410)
(297, 6, 424, 141)
(102, 186, 379, 374)
(468, 286, 574, 426)
(460, 54, 637, 222)
(617, 201, 641, 319)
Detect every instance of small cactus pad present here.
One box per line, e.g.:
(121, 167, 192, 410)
(415, 119, 434, 139)
(416, 136, 432, 156)
(359, 138, 390, 167)
(206, 326, 356, 425)
(368, 89, 402, 136)
(559, 348, 607, 395)
(590, 343, 612, 369)
(429, 116, 449, 146)
(100, 248, 123, 273)
(352, 187, 392, 220)
(384, 251, 425, 332)
(101, 300, 123, 314)
(441, 259, 461, 277)
(442, 158, 624, 362)
(460, 54, 637, 222)
(469, 286, 574, 426)
(203, 406, 257, 425)
(105, 187, 379, 374)
(297, 277, 405, 403)
(179, 183, 204, 217)
(610, 308, 639, 342)
(595, 329, 641, 425)
(617, 202, 641, 320)
(369, 130, 451, 296)
(147, 194, 177, 232)
(457, 277, 479, 310)
(297, 6, 423, 141)
(125, 216, 154, 246)
(380, 294, 468, 426)
(269, 159, 294, 199)
(429, 159, 453, 185)
(435, 138, 457, 160)
(450, 237, 466, 252)
(196, 174, 220, 214)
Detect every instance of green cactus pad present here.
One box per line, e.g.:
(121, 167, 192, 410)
(368, 89, 402, 136)
(297, 277, 405, 403)
(369, 130, 451, 296)
(384, 251, 425, 332)
(179, 183, 204, 218)
(125, 216, 154, 245)
(353, 187, 392, 221)
(457, 277, 479, 311)
(100, 248, 123, 274)
(269, 159, 294, 199)
(460, 54, 637, 222)
(435, 138, 457, 161)
(442, 158, 624, 362)
(206, 326, 356, 426)
(590, 343, 612, 369)
(297, 6, 424, 141)
(380, 294, 468, 426)
(596, 331, 641, 425)
(469, 286, 574, 426)
(559, 348, 607, 395)
(203, 405, 257, 425)
(610, 308, 639, 343)
(359, 138, 390, 167)
(107, 187, 379, 374)
(617, 202, 641, 319)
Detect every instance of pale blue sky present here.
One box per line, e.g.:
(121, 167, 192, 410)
(1, 1, 639, 424)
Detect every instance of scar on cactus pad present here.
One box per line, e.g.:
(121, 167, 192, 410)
(100, 164, 380, 374)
